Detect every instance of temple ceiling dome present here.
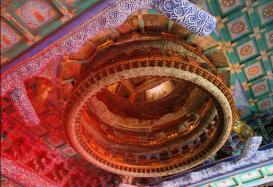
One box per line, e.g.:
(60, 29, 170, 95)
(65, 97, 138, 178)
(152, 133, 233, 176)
(58, 14, 236, 177)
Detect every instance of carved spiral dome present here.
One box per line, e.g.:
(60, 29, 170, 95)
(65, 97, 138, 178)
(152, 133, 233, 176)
(61, 14, 236, 177)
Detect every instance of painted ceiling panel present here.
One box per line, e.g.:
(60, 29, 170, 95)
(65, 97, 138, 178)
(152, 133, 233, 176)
(0, 0, 102, 65)
(1, 0, 271, 119)
(206, 0, 273, 120)
(0, 0, 271, 130)
(0, 0, 273, 185)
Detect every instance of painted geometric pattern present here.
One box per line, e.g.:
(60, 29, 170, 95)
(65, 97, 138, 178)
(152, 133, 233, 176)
(0, 20, 21, 51)
(15, 0, 57, 30)
(226, 13, 251, 41)
(235, 39, 259, 62)
(1, 0, 102, 63)
(251, 79, 270, 97)
(243, 60, 265, 82)
(256, 1, 273, 25)
(1, 0, 273, 119)
(257, 97, 273, 111)
(218, 0, 243, 15)
(208, 0, 273, 118)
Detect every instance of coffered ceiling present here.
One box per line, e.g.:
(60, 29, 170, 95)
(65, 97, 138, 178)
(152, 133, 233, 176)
(0, 0, 272, 185)
(1, 0, 101, 64)
(1, 0, 272, 120)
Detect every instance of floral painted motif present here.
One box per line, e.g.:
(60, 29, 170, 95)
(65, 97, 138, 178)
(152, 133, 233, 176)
(236, 40, 258, 62)
(1, 21, 20, 51)
(254, 84, 266, 93)
(244, 62, 264, 81)
(258, 2, 273, 25)
(227, 14, 250, 40)
(251, 80, 269, 97)
(221, 0, 236, 8)
(239, 44, 253, 56)
(231, 21, 245, 34)
(16, 0, 56, 30)
(258, 98, 273, 110)
(247, 66, 260, 77)
(219, 0, 242, 14)
(262, 4, 273, 18)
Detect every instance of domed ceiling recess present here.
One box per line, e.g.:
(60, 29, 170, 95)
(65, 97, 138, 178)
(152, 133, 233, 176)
(59, 12, 236, 177)
(1, 0, 272, 185)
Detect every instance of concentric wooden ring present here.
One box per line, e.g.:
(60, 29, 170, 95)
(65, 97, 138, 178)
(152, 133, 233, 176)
(64, 58, 235, 177)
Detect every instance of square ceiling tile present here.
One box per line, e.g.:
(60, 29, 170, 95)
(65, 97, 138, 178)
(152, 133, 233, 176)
(257, 97, 273, 111)
(1, 20, 21, 51)
(226, 13, 251, 41)
(217, 0, 244, 16)
(250, 79, 270, 97)
(235, 38, 259, 63)
(256, 1, 273, 26)
(15, 0, 58, 30)
(243, 60, 266, 81)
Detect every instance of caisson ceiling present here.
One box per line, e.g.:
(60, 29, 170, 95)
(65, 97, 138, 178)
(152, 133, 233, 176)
(1, 0, 272, 118)
(1, 0, 273, 186)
